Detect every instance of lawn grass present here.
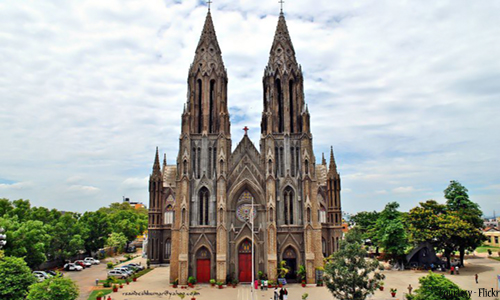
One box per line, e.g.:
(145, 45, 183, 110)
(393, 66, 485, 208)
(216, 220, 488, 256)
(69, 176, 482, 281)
(87, 289, 112, 300)
(488, 257, 500, 262)
(476, 245, 500, 253)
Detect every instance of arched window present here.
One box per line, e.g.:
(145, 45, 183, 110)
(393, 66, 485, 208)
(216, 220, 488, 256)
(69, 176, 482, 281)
(279, 147, 284, 177)
(165, 239, 171, 259)
(197, 79, 203, 133)
(181, 208, 186, 225)
(276, 79, 283, 132)
(289, 80, 294, 133)
(219, 160, 224, 174)
(199, 187, 209, 225)
(284, 187, 294, 225)
(268, 159, 272, 175)
(305, 160, 309, 175)
(183, 160, 187, 175)
(165, 204, 174, 225)
(290, 147, 295, 177)
(307, 208, 311, 223)
(270, 207, 274, 222)
(322, 238, 327, 257)
(209, 80, 215, 133)
(319, 206, 326, 224)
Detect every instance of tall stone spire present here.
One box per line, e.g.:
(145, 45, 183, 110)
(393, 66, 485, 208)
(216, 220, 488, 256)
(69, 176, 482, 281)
(152, 147, 162, 179)
(328, 146, 338, 176)
(191, 11, 225, 72)
(267, 12, 297, 70)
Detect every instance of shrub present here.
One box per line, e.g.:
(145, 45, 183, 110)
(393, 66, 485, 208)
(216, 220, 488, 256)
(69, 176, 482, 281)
(107, 262, 114, 269)
(209, 279, 216, 285)
(187, 276, 197, 285)
(302, 293, 309, 300)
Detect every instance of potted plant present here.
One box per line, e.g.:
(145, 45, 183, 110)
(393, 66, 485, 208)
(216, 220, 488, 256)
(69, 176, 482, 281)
(96, 291, 105, 300)
(210, 279, 216, 287)
(379, 282, 384, 291)
(133, 275, 137, 282)
(147, 259, 151, 269)
(232, 278, 238, 288)
(302, 293, 309, 300)
(258, 271, 264, 280)
(126, 278, 130, 285)
(277, 260, 289, 287)
(316, 279, 323, 287)
(297, 265, 307, 285)
(268, 280, 275, 288)
(216, 281, 224, 289)
(173, 278, 179, 288)
(390, 288, 397, 297)
(113, 284, 118, 292)
(188, 276, 196, 287)
(119, 283, 123, 289)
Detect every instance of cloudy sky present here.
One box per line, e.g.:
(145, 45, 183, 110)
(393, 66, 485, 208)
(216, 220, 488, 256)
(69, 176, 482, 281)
(1, 0, 499, 215)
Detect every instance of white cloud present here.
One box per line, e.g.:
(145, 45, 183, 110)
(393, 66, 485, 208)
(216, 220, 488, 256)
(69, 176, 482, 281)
(0, 0, 499, 213)
(67, 185, 100, 194)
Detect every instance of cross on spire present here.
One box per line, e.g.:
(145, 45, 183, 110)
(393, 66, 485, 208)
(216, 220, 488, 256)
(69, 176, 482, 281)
(243, 126, 249, 135)
(279, 0, 285, 13)
(207, 0, 212, 11)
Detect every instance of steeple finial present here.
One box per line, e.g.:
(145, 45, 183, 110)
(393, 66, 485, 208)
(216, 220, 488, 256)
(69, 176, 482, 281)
(329, 146, 337, 174)
(279, 0, 285, 13)
(163, 153, 167, 167)
(207, 0, 212, 11)
(322, 153, 326, 165)
(152, 147, 161, 175)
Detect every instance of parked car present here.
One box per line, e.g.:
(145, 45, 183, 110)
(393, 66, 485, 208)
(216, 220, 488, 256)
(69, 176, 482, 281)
(108, 270, 129, 279)
(33, 271, 52, 280)
(84, 257, 100, 265)
(122, 265, 139, 273)
(114, 267, 133, 276)
(75, 260, 92, 268)
(64, 263, 83, 271)
(127, 263, 145, 271)
(126, 245, 136, 253)
(46, 270, 63, 277)
(33, 272, 45, 282)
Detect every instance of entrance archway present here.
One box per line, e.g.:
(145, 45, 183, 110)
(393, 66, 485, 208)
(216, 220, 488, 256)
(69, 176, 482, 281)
(196, 247, 211, 283)
(238, 239, 252, 282)
(283, 247, 297, 282)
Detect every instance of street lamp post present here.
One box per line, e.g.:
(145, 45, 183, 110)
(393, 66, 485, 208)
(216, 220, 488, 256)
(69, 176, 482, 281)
(247, 198, 259, 300)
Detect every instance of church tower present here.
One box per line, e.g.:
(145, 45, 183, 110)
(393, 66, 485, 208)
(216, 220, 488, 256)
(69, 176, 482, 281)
(259, 11, 323, 283)
(170, 10, 232, 284)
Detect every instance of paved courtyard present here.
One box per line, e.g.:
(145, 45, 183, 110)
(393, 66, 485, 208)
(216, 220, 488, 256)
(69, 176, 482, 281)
(93, 255, 500, 300)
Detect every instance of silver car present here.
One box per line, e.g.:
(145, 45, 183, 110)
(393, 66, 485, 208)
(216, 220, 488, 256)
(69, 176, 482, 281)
(108, 269, 129, 279)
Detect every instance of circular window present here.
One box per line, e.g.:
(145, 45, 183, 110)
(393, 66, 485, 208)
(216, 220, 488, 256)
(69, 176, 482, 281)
(236, 204, 257, 222)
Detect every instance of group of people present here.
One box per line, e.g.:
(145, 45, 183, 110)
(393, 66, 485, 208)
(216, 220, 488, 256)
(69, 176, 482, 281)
(271, 287, 288, 300)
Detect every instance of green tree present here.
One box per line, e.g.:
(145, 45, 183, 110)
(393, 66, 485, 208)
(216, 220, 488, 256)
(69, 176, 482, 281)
(444, 180, 485, 265)
(80, 211, 111, 255)
(0, 198, 13, 216)
(0, 217, 50, 268)
(351, 211, 380, 252)
(47, 213, 84, 263)
(373, 202, 409, 262)
(407, 272, 470, 300)
(324, 231, 385, 300)
(27, 276, 79, 300)
(106, 232, 128, 252)
(0, 255, 36, 299)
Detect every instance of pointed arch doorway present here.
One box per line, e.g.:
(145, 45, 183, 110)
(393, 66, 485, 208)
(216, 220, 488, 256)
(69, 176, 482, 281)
(196, 247, 211, 283)
(283, 247, 297, 282)
(238, 239, 252, 282)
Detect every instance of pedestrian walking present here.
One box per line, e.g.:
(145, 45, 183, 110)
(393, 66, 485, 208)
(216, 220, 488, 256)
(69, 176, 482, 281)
(450, 266, 455, 275)
(274, 287, 279, 300)
(456, 266, 460, 275)
(283, 288, 288, 300)
(475, 273, 479, 284)
(279, 287, 284, 300)
(407, 284, 413, 294)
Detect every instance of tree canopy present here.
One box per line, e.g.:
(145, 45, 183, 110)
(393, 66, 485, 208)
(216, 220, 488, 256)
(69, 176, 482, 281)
(0, 254, 36, 300)
(27, 276, 79, 300)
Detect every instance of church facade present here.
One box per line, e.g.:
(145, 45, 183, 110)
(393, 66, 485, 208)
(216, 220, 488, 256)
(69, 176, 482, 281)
(147, 10, 343, 285)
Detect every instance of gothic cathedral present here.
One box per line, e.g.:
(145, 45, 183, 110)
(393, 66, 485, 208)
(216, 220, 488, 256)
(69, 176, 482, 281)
(147, 10, 343, 285)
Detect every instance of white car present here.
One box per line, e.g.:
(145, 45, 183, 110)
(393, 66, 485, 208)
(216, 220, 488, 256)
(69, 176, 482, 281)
(33, 271, 52, 279)
(64, 263, 83, 271)
(108, 270, 129, 279)
(84, 257, 100, 265)
(127, 263, 145, 271)
(33, 272, 46, 282)
(114, 267, 133, 276)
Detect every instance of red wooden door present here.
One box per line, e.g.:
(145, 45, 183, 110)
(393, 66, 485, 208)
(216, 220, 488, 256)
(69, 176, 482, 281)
(196, 259, 210, 283)
(239, 253, 252, 282)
